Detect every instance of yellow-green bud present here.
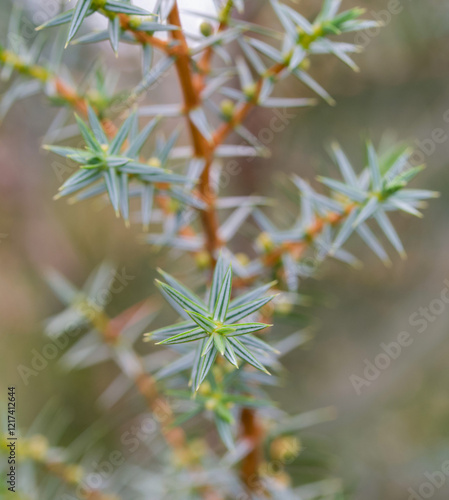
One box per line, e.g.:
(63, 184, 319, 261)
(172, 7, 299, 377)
(195, 250, 211, 270)
(129, 16, 143, 29)
(299, 57, 310, 71)
(270, 436, 301, 462)
(205, 398, 217, 411)
(256, 232, 274, 252)
(26, 435, 49, 462)
(198, 380, 212, 396)
(200, 21, 214, 37)
(243, 83, 258, 102)
(86, 90, 108, 110)
(64, 464, 84, 485)
(220, 99, 235, 120)
(148, 157, 162, 168)
(235, 252, 250, 267)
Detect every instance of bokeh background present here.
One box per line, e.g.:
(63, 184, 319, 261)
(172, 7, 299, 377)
(1, 0, 449, 498)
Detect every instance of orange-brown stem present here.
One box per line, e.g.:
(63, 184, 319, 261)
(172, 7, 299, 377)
(164, 5, 272, 489)
(240, 408, 265, 493)
(162, 10, 290, 485)
(168, 3, 222, 261)
(213, 63, 286, 146)
(118, 14, 170, 53)
(76, 297, 188, 452)
(54, 78, 88, 114)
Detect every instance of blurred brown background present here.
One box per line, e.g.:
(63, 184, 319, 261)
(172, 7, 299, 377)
(1, 0, 449, 498)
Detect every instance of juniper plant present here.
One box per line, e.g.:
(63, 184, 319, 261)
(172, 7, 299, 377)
(0, 0, 438, 498)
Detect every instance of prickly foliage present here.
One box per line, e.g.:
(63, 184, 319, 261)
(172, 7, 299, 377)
(0, 1, 436, 499)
